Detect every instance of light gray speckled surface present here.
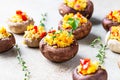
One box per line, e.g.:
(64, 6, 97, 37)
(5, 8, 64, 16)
(0, 0, 120, 80)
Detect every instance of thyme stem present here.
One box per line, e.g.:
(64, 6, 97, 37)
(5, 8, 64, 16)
(15, 44, 30, 80)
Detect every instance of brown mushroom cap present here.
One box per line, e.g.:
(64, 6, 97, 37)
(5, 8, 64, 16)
(39, 38, 79, 62)
(58, 0, 94, 19)
(102, 18, 120, 31)
(58, 20, 92, 40)
(0, 33, 16, 53)
(72, 66, 107, 80)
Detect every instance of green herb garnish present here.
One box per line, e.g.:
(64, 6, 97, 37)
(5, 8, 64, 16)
(67, 18, 80, 30)
(39, 13, 47, 27)
(90, 37, 107, 64)
(15, 44, 30, 80)
(68, 30, 73, 37)
(96, 44, 106, 64)
(90, 37, 101, 47)
(52, 36, 56, 39)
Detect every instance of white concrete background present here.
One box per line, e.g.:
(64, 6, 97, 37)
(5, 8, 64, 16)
(0, 0, 120, 80)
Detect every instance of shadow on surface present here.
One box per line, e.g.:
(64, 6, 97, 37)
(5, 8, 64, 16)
(48, 54, 83, 72)
(90, 17, 101, 26)
(0, 48, 17, 58)
(78, 33, 99, 45)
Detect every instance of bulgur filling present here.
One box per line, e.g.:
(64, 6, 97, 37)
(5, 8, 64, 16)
(9, 10, 28, 23)
(23, 25, 46, 41)
(44, 30, 74, 48)
(62, 13, 87, 30)
(107, 10, 120, 23)
(77, 58, 99, 75)
(109, 26, 120, 41)
(0, 27, 11, 39)
(64, 0, 87, 11)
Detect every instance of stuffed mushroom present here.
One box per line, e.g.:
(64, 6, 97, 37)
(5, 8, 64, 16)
(58, 0, 94, 19)
(7, 10, 34, 34)
(102, 10, 120, 31)
(0, 27, 15, 53)
(39, 30, 79, 62)
(105, 26, 120, 53)
(72, 58, 107, 80)
(58, 13, 92, 40)
(23, 25, 47, 48)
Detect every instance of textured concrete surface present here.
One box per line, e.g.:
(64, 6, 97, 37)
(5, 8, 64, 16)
(0, 0, 120, 80)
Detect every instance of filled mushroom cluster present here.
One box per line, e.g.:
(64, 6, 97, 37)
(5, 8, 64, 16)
(1, 0, 120, 80)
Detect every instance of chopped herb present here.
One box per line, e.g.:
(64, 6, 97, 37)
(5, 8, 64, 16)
(59, 29, 62, 33)
(68, 31, 72, 37)
(52, 36, 56, 39)
(67, 18, 80, 30)
(15, 44, 30, 80)
(74, 18, 80, 29)
(54, 29, 62, 34)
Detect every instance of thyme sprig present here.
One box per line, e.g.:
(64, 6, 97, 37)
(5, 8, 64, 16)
(96, 44, 106, 64)
(15, 44, 30, 80)
(90, 37, 107, 64)
(90, 37, 101, 47)
(39, 13, 47, 27)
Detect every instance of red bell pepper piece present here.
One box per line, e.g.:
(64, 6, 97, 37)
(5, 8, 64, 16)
(16, 10, 23, 15)
(34, 26, 38, 33)
(22, 15, 27, 21)
(80, 58, 90, 70)
(40, 32, 47, 38)
(48, 30, 56, 33)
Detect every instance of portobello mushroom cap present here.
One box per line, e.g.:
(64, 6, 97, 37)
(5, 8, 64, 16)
(58, 20, 92, 40)
(39, 38, 79, 62)
(0, 33, 16, 53)
(58, 0, 94, 19)
(72, 66, 107, 80)
(102, 18, 120, 31)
